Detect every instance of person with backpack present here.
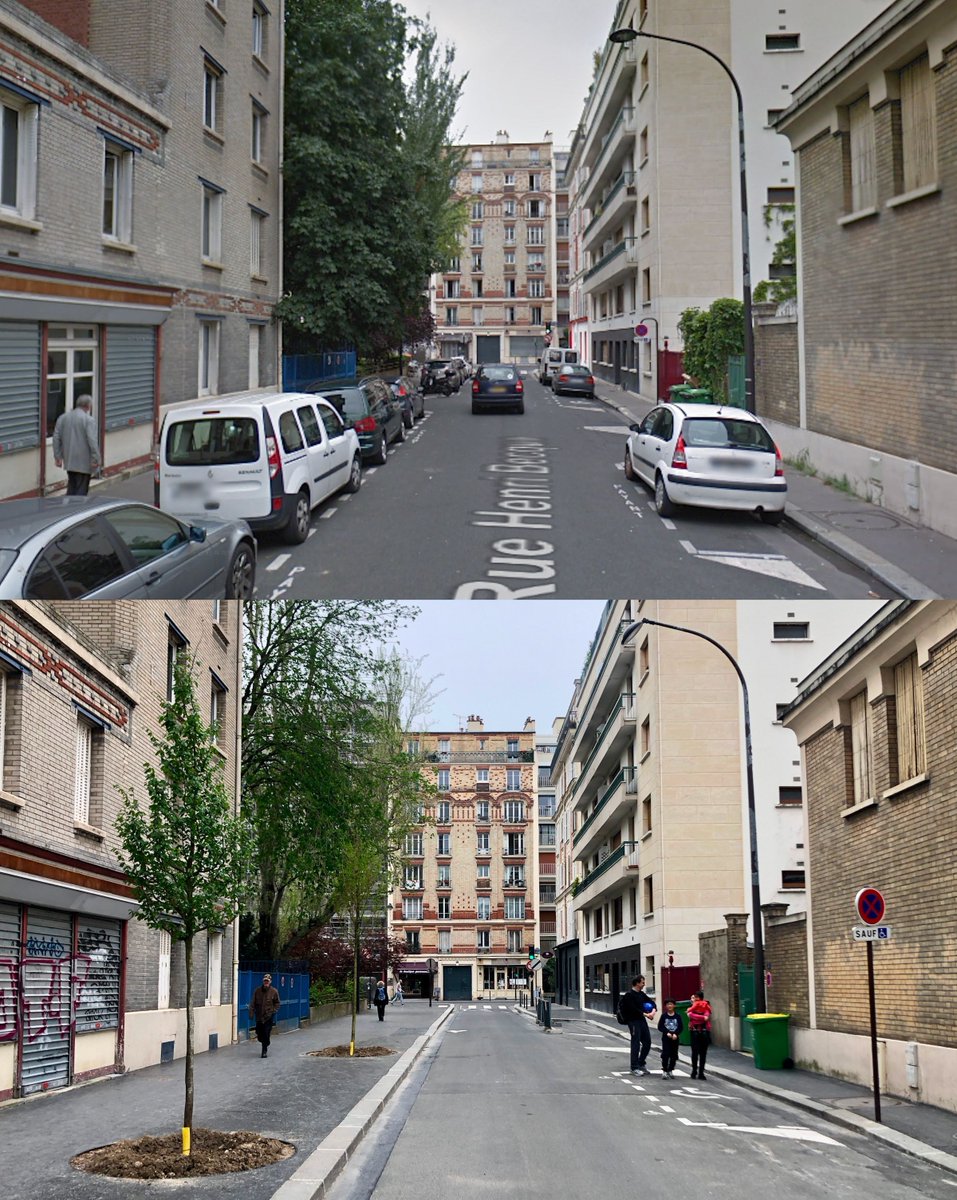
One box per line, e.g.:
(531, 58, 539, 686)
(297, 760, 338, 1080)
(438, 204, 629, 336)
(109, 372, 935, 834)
(687, 991, 713, 1080)
(374, 979, 389, 1021)
(657, 998, 683, 1079)
(616, 975, 657, 1075)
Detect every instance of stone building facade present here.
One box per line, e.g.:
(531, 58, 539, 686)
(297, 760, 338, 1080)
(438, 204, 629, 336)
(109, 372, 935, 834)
(433, 136, 556, 365)
(0, 0, 282, 500)
(783, 599, 957, 1113)
(394, 717, 537, 1002)
(0, 600, 242, 1098)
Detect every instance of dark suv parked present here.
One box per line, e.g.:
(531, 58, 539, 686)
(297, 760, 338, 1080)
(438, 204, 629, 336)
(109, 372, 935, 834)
(313, 378, 404, 464)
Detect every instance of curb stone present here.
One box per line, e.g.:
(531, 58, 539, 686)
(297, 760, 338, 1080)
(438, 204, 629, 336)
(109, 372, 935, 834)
(268, 1004, 455, 1200)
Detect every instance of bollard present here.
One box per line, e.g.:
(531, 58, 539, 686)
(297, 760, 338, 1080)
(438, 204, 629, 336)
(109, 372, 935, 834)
(544, 1001, 552, 1032)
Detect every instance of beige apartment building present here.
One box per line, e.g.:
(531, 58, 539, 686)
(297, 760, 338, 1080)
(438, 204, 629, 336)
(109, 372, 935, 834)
(0, 600, 242, 1099)
(433, 136, 556, 365)
(394, 717, 537, 1002)
(535, 721, 561, 965)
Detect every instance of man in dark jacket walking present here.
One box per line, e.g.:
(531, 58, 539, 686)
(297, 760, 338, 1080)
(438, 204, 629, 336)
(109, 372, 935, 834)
(249, 972, 281, 1058)
(617, 975, 657, 1075)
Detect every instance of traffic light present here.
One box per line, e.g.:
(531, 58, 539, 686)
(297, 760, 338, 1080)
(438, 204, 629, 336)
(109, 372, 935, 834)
(545, 322, 552, 335)
(528, 946, 539, 960)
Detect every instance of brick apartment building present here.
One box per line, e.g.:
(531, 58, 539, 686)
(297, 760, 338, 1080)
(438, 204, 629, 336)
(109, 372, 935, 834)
(0, 0, 283, 500)
(782, 599, 957, 1114)
(395, 716, 537, 1002)
(432, 135, 556, 365)
(0, 600, 241, 1098)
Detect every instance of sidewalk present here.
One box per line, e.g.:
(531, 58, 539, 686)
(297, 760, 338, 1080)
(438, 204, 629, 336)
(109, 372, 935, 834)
(539, 1003, 957, 1176)
(590, 377, 957, 599)
(0, 999, 451, 1200)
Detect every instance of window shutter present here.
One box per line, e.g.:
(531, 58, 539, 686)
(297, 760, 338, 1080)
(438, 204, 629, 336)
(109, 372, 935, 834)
(894, 654, 925, 779)
(900, 56, 937, 191)
(74, 721, 92, 824)
(157, 930, 171, 1009)
(849, 691, 871, 804)
(848, 97, 876, 211)
(75, 918, 121, 1031)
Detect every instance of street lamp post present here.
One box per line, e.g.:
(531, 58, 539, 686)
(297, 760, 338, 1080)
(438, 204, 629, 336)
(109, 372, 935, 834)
(620, 616, 766, 1013)
(609, 25, 756, 414)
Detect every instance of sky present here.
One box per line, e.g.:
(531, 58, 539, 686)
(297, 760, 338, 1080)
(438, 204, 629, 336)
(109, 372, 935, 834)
(388, 600, 607, 733)
(397, 0, 620, 146)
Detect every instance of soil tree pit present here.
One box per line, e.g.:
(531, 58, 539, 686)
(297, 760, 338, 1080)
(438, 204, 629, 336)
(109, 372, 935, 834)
(71, 1129, 295, 1180)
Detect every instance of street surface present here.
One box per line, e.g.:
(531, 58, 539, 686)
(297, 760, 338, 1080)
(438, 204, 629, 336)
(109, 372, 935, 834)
(253, 377, 888, 599)
(331, 1006, 955, 1200)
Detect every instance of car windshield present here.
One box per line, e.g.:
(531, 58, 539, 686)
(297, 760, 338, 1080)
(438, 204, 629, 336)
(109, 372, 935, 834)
(166, 417, 259, 465)
(682, 417, 775, 452)
(482, 367, 516, 381)
(561, 365, 588, 374)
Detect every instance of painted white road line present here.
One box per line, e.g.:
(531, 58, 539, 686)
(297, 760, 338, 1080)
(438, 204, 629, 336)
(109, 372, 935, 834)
(307, 528, 317, 538)
(679, 539, 697, 554)
(661, 518, 677, 531)
(320, 508, 337, 519)
(483, 1005, 492, 1010)
(498, 1005, 508, 1010)
(265, 554, 291, 572)
(365, 467, 378, 476)
(696, 550, 827, 590)
(585, 1045, 629, 1052)
(676, 1118, 842, 1146)
(660, 1105, 675, 1113)
(584, 425, 633, 434)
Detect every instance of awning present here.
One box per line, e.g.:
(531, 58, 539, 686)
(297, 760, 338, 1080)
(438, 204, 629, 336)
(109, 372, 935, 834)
(397, 960, 433, 974)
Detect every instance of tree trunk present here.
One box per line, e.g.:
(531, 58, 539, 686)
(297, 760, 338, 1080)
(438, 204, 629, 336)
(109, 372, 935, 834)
(184, 934, 194, 1153)
(350, 912, 361, 1054)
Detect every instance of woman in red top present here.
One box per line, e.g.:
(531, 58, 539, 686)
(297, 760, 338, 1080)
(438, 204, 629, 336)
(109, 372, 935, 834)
(687, 991, 712, 1080)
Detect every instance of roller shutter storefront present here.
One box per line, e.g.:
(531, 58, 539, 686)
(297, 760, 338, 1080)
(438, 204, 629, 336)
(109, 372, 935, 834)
(104, 326, 156, 431)
(21, 908, 73, 1094)
(0, 321, 41, 452)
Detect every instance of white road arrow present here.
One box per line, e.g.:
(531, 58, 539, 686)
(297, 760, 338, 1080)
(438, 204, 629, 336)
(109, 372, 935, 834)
(691, 548, 827, 591)
(677, 1118, 842, 1145)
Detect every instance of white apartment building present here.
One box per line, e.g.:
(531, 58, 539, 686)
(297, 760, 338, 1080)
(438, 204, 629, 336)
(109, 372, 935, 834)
(552, 598, 878, 1016)
(567, 0, 886, 400)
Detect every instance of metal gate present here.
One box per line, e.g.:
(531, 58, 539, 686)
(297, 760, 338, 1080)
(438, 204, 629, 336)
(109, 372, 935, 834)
(738, 963, 756, 1053)
(21, 908, 73, 1094)
(660, 964, 701, 1002)
(476, 335, 501, 364)
(443, 965, 472, 1001)
(238, 968, 310, 1037)
(657, 347, 685, 401)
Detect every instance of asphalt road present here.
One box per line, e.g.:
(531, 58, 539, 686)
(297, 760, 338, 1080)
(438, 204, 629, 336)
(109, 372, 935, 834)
(330, 1006, 955, 1200)
(254, 377, 889, 600)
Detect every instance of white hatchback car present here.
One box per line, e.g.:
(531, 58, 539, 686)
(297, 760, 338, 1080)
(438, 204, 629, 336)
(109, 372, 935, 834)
(624, 402, 787, 523)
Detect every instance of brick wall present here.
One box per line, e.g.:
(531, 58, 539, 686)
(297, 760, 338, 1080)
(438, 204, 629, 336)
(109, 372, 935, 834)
(763, 905, 809, 1026)
(754, 303, 799, 427)
(794, 45, 957, 472)
(18, 0, 90, 45)
(698, 912, 752, 1047)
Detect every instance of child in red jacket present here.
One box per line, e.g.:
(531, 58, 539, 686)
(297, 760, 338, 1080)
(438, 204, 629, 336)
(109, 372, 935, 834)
(687, 992, 712, 1080)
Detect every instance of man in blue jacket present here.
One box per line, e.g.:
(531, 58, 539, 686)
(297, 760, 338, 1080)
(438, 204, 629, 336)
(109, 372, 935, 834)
(617, 975, 657, 1075)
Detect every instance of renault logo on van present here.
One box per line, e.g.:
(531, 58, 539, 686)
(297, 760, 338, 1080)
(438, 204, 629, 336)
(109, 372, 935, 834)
(208, 469, 215, 479)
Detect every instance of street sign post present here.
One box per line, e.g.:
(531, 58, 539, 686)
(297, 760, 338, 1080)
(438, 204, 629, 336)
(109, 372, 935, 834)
(854, 888, 888, 1122)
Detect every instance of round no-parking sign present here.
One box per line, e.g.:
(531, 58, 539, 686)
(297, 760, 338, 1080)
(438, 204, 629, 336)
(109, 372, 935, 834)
(855, 887, 886, 925)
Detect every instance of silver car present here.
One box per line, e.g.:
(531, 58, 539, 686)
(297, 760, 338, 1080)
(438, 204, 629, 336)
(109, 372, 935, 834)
(0, 497, 256, 599)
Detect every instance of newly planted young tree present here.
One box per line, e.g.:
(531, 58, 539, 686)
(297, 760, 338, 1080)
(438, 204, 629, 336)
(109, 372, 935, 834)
(116, 660, 253, 1156)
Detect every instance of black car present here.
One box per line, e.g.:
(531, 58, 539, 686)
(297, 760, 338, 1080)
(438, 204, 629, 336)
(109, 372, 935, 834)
(313, 378, 405, 464)
(471, 364, 525, 414)
(384, 376, 426, 428)
(0, 497, 256, 599)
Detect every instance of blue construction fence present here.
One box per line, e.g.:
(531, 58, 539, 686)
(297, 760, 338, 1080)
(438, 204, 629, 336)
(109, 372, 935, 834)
(282, 350, 357, 392)
(238, 961, 311, 1038)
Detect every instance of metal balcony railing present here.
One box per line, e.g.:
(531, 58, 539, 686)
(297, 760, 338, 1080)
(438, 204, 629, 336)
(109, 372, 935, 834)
(574, 694, 636, 794)
(575, 844, 625, 896)
(426, 750, 533, 763)
(574, 766, 639, 848)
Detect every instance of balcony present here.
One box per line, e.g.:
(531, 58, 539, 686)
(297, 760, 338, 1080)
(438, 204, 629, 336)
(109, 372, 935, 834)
(582, 107, 636, 210)
(583, 238, 639, 292)
(583, 171, 637, 254)
(426, 750, 533, 763)
(502, 848, 526, 860)
(436, 879, 452, 891)
(574, 614, 638, 745)
(574, 766, 639, 860)
(477, 877, 491, 889)
(573, 693, 636, 811)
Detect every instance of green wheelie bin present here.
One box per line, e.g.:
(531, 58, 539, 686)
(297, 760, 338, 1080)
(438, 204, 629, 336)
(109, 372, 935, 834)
(745, 1012, 791, 1069)
(675, 1000, 692, 1046)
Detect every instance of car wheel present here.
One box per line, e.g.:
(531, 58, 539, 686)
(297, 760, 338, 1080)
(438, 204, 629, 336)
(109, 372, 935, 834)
(654, 473, 676, 517)
(345, 456, 361, 494)
(396, 420, 407, 443)
(554, 387, 562, 396)
(403, 411, 413, 430)
(515, 402, 525, 414)
(624, 446, 638, 482)
(225, 542, 256, 599)
(374, 433, 388, 465)
(760, 508, 785, 526)
(283, 489, 311, 544)
(472, 401, 481, 414)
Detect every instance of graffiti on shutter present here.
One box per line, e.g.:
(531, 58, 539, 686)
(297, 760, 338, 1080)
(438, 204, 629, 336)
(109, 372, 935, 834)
(75, 918, 121, 1032)
(21, 908, 72, 1094)
(0, 901, 19, 1042)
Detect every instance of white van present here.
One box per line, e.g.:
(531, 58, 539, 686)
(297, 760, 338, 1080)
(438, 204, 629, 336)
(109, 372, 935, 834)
(539, 347, 579, 386)
(156, 392, 362, 544)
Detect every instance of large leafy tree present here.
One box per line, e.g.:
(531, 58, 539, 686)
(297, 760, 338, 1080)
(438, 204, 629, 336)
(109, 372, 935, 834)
(279, 0, 465, 354)
(116, 659, 253, 1155)
(678, 298, 745, 401)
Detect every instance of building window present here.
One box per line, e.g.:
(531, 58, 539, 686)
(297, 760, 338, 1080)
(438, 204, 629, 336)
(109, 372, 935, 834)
(640, 52, 649, 91)
(445, 306, 458, 325)
(505, 305, 516, 323)
(529, 147, 540, 163)
(437, 832, 451, 855)
(504, 199, 516, 217)
(446, 279, 460, 299)
(477, 832, 490, 853)
(640, 638, 650, 679)
(252, 1, 267, 58)
(447, 256, 461, 273)
(404, 865, 422, 889)
(765, 33, 800, 51)
(898, 55, 937, 193)
(504, 896, 525, 919)
(471, 200, 484, 219)
(201, 184, 223, 262)
(527, 226, 544, 246)
(556, 216, 569, 238)
(251, 102, 266, 163)
(406, 929, 420, 952)
(504, 225, 515, 243)
(45, 326, 97, 440)
(640, 716, 651, 757)
(203, 59, 224, 133)
(529, 172, 542, 191)
(504, 172, 515, 188)
(166, 625, 188, 701)
(102, 140, 133, 243)
(471, 149, 483, 167)
(504, 250, 515, 265)
(847, 690, 872, 806)
(476, 767, 489, 789)
(437, 865, 451, 886)
(437, 800, 450, 823)
(206, 931, 222, 1005)
(530, 306, 542, 325)
(641, 268, 651, 305)
(250, 208, 265, 275)
(893, 652, 925, 782)
(210, 676, 227, 746)
(643, 874, 654, 915)
(847, 95, 877, 212)
(503, 800, 524, 822)
(640, 196, 650, 234)
(437, 768, 450, 791)
(471, 173, 483, 192)
(405, 832, 423, 855)
(477, 928, 490, 950)
(506, 768, 521, 791)
(527, 199, 544, 218)
(198, 319, 220, 396)
(767, 187, 794, 205)
(477, 896, 491, 920)
(778, 785, 803, 806)
(539, 824, 555, 847)
(476, 800, 489, 822)
(438, 904, 451, 926)
(157, 930, 171, 1009)
(507, 929, 522, 953)
(593, 908, 603, 938)
(529, 279, 544, 299)
(472, 254, 483, 271)
(640, 126, 649, 164)
(612, 897, 623, 931)
(477, 863, 490, 878)
(402, 898, 423, 920)
(473, 277, 484, 298)
(471, 226, 483, 246)
(773, 621, 809, 640)
(781, 870, 805, 890)
(0, 93, 38, 218)
(437, 738, 450, 761)
(74, 718, 95, 824)
(505, 832, 524, 855)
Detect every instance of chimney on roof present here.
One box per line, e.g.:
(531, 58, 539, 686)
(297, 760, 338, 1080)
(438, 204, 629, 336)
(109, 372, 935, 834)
(523, 717, 536, 732)
(493, 130, 510, 144)
(466, 715, 484, 731)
